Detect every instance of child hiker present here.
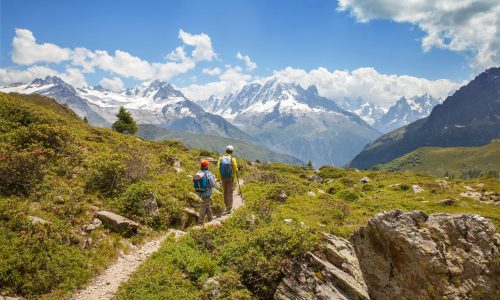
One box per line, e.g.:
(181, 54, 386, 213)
(193, 159, 216, 225)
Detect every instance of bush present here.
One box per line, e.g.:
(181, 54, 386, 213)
(0, 146, 51, 196)
(86, 155, 128, 196)
(337, 190, 360, 202)
(327, 183, 343, 194)
(318, 166, 345, 179)
(9, 124, 72, 154)
(339, 177, 355, 187)
(120, 181, 158, 226)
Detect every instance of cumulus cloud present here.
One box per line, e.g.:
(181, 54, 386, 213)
(178, 29, 216, 61)
(0, 66, 58, 85)
(202, 67, 222, 76)
(273, 66, 460, 106)
(12, 28, 71, 65)
(337, 0, 500, 70)
(99, 77, 124, 92)
(60, 68, 87, 88)
(181, 65, 252, 100)
(236, 52, 257, 71)
(9, 28, 213, 82)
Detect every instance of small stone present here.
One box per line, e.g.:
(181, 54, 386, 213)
(28, 216, 48, 225)
(307, 191, 316, 197)
(317, 189, 325, 194)
(276, 191, 288, 202)
(412, 185, 424, 193)
(360, 177, 371, 183)
(283, 218, 293, 223)
(438, 199, 456, 206)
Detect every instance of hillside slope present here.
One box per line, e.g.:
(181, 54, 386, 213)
(137, 124, 304, 165)
(350, 67, 500, 169)
(0, 92, 224, 298)
(373, 140, 500, 177)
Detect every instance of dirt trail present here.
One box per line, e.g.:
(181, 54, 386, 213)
(204, 178, 244, 226)
(71, 180, 244, 299)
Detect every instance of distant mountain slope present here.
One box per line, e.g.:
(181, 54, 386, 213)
(137, 124, 304, 165)
(200, 78, 381, 167)
(373, 140, 500, 177)
(350, 67, 500, 169)
(336, 97, 386, 126)
(1, 77, 253, 141)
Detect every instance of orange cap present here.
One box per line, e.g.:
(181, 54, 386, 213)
(201, 160, 210, 167)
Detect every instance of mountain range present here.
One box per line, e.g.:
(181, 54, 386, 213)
(337, 94, 441, 133)
(197, 79, 381, 167)
(350, 67, 500, 169)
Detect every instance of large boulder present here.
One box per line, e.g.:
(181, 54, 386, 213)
(274, 233, 370, 300)
(97, 211, 139, 236)
(351, 210, 500, 300)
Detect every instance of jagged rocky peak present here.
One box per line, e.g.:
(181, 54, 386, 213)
(29, 75, 66, 87)
(135, 80, 184, 99)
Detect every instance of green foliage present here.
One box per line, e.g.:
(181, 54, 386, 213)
(318, 166, 345, 179)
(120, 181, 158, 226)
(86, 154, 129, 196)
(112, 106, 138, 135)
(337, 190, 360, 202)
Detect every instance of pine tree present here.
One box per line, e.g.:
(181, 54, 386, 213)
(112, 106, 138, 135)
(83, 116, 88, 123)
(307, 160, 313, 169)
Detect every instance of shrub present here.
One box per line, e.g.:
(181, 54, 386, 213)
(86, 155, 128, 196)
(318, 166, 345, 179)
(9, 124, 72, 154)
(0, 146, 51, 196)
(337, 190, 360, 202)
(339, 177, 355, 187)
(327, 183, 343, 194)
(120, 181, 158, 226)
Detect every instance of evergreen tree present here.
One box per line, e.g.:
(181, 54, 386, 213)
(83, 116, 88, 123)
(112, 106, 138, 134)
(307, 160, 313, 169)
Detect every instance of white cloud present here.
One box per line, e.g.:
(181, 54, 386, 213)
(9, 28, 213, 83)
(202, 67, 222, 76)
(273, 66, 460, 106)
(338, 0, 500, 70)
(178, 29, 216, 61)
(60, 68, 87, 88)
(0, 66, 58, 85)
(236, 52, 257, 71)
(180, 65, 252, 100)
(99, 77, 124, 92)
(12, 28, 71, 65)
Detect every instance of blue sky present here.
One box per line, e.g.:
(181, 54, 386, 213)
(1, 0, 498, 105)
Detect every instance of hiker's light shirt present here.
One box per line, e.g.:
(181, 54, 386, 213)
(197, 170, 216, 199)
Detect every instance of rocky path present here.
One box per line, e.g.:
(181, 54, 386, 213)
(204, 179, 244, 226)
(72, 179, 244, 299)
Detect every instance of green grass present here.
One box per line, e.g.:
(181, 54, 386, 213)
(119, 164, 500, 299)
(0, 92, 224, 298)
(373, 140, 500, 178)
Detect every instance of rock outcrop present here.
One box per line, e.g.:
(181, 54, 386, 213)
(97, 211, 139, 236)
(274, 233, 370, 300)
(351, 210, 500, 300)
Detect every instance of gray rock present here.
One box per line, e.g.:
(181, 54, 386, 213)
(84, 218, 103, 232)
(276, 191, 288, 202)
(97, 211, 139, 236)
(307, 191, 316, 197)
(144, 194, 160, 217)
(438, 198, 456, 206)
(274, 233, 370, 300)
(435, 180, 450, 189)
(28, 216, 48, 225)
(360, 177, 371, 184)
(412, 184, 424, 193)
(351, 210, 500, 300)
(203, 277, 220, 298)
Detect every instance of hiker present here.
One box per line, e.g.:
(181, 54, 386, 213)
(193, 160, 216, 225)
(217, 145, 238, 214)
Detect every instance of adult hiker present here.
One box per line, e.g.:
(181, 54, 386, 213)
(217, 145, 238, 214)
(193, 160, 216, 225)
